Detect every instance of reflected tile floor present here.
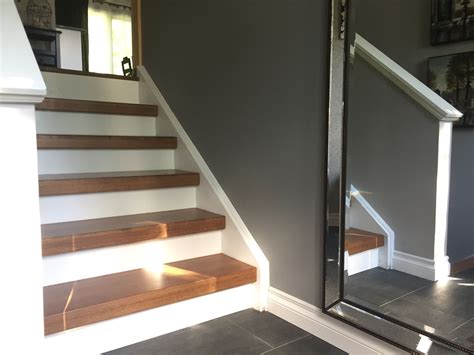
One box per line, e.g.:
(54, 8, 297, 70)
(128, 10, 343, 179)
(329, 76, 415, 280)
(104, 309, 347, 355)
(346, 267, 474, 351)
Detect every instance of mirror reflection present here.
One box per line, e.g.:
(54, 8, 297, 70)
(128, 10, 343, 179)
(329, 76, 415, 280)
(342, 0, 473, 352)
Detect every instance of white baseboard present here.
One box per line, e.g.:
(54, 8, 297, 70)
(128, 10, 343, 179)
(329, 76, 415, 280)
(43, 284, 256, 355)
(393, 251, 449, 281)
(267, 287, 403, 355)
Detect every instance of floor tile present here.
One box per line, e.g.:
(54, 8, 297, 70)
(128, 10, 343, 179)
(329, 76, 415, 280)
(345, 268, 432, 306)
(226, 309, 309, 347)
(449, 319, 474, 351)
(104, 317, 271, 355)
(263, 335, 347, 355)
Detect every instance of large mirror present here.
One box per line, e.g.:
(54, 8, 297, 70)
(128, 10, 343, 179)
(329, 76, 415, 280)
(324, 1, 473, 353)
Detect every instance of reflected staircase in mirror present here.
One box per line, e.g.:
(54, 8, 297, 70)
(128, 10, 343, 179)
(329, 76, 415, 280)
(36, 68, 263, 354)
(344, 228, 385, 276)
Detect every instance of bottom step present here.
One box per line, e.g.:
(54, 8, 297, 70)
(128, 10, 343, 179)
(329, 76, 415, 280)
(44, 254, 256, 335)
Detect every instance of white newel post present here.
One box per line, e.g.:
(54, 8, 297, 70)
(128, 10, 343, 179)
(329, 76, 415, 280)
(0, 0, 46, 352)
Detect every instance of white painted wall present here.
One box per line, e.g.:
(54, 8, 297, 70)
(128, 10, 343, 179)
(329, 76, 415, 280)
(57, 27, 83, 71)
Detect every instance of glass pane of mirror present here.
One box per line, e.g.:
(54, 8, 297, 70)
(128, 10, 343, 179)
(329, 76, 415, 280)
(341, 0, 474, 352)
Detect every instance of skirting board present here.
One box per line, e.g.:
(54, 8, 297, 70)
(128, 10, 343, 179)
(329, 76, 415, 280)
(43, 284, 256, 355)
(267, 287, 403, 355)
(393, 250, 450, 282)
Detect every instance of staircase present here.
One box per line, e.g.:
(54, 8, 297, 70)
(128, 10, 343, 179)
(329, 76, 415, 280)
(345, 228, 385, 276)
(36, 69, 259, 353)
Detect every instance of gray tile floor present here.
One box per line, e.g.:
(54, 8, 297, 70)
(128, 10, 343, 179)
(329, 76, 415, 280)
(346, 267, 474, 351)
(105, 309, 347, 355)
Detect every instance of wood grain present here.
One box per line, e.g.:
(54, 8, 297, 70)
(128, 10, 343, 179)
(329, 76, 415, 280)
(450, 255, 474, 276)
(345, 228, 385, 255)
(40, 66, 139, 81)
(42, 208, 225, 256)
(43, 254, 257, 335)
(39, 170, 199, 196)
(36, 98, 158, 116)
(37, 134, 177, 150)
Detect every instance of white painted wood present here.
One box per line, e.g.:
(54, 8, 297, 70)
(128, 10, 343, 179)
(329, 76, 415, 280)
(0, 2, 46, 352)
(57, 27, 83, 71)
(38, 150, 174, 174)
(138, 66, 270, 311)
(39, 187, 196, 223)
(41, 71, 140, 103)
(43, 231, 222, 285)
(36, 111, 157, 136)
(267, 288, 402, 354)
(44, 284, 256, 355)
(350, 185, 394, 269)
(393, 250, 437, 281)
(347, 248, 380, 276)
(0, 0, 46, 102)
(0, 103, 46, 354)
(354, 34, 462, 122)
(433, 121, 452, 281)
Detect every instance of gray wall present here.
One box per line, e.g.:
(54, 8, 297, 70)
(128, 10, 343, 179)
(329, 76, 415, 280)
(141, 0, 329, 306)
(348, 0, 473, 262)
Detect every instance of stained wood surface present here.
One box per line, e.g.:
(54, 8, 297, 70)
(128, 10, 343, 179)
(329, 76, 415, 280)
(37, 134, 177, 150)
(36, 98, 158, 116)
(39, 170, 199, 196)
(345, 228, 385, 255)
(42, 208, 225, 256)
(43, 254, 257, 335)
(40, 66, 139, 81)
(451, 255, 474, 276)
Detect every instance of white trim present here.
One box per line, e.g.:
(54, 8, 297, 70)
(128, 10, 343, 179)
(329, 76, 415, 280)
(354, 34, 462, 122)
(44, 284, 256, 355)
(137, 66, 269, 310)
(346, 248, 380, 276)
(267, 288, 402, 355)
(392, 251, 438, 281)
(432, 121, 452, 281)
(350, 185, 394, 269)
(0, 0, 46, 104)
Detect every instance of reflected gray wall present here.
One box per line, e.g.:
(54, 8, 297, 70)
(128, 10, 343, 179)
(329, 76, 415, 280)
(348, 0, 473, 261)
(141, 0, 329, 306)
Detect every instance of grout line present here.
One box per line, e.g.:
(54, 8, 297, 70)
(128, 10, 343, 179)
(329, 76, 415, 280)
(449, 318, 473, 334)
(259, 334, 310, 355)
(224, 317, 274, 349)
(378, 284, 431, 308)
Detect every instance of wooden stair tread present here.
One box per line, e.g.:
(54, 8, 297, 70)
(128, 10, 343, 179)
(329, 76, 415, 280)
(37, 134, 177, 150)
(345, 228, 384, 256)
(40, 66, 139, 81)
(43, 254, 257, 335)
(36, 98, 158, 116)
(38, 170, 199, 196)
(42, 208, 225, 256)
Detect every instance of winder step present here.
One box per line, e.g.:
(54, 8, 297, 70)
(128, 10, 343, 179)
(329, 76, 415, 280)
(38, 170, 200, 196)
(36, 98, 158, 116)
(43, 254, 257, 335)
(42, 208, 226, 256)
(37, 134, 177, 150)
(345, 228, 384, 255)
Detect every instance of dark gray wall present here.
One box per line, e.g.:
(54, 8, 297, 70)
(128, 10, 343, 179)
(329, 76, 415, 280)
(349, 0, 473, 262)
(141, 0, 329, 306)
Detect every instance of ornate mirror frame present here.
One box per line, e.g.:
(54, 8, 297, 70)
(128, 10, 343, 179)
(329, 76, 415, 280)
(323, 1, 471, 353)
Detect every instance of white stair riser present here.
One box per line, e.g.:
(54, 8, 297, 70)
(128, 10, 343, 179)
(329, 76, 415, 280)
(38, 150, 175, 174)
(346, 248, 380, 276)
(40, 187, 196, 224)
(43, 285, 255, 355)
(36, 111, 157, 136)
(43, 231, 222, 286)
(42, 72, 140, 103)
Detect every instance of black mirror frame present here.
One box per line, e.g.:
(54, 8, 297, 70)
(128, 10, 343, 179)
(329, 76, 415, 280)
(321, 1, 472, 354)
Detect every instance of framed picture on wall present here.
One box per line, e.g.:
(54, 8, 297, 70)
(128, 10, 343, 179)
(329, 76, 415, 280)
(428, 51, 474, 126)
(431, 0, 474, 45)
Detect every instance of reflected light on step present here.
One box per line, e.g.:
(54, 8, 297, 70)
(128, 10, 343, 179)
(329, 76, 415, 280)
(142, 243, 164, 274)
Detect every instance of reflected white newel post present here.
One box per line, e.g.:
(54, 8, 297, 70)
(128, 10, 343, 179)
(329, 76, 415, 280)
(0, 0, 47, 352)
